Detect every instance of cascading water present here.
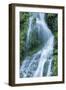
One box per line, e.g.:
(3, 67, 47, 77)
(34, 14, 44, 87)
(20, 12, 54, 78)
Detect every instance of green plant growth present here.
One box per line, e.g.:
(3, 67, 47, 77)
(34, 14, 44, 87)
(45, 13, 58, 76)
(20, 12, 30, 64)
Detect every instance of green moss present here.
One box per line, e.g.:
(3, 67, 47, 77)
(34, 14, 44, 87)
(52, 55, 58, 76)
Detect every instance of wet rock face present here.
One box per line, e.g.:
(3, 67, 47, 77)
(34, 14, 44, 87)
(43, 61, 49, 76)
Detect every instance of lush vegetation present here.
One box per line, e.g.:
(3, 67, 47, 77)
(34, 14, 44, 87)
(20, 12, 30, 65)
(20, 12, 58, 76)
(45, 13, 58, 76)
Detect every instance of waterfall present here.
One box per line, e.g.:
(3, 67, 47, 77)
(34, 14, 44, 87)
(20, 12, 54, 78)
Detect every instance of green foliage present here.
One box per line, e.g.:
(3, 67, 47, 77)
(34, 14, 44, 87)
(52, 55, 58, 76)
(45, 13, 58, 76)
(45, 13, 58, 33)
(20, 12, 30, 64)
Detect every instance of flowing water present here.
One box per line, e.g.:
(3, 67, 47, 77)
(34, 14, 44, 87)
(20, 13, 54, 78)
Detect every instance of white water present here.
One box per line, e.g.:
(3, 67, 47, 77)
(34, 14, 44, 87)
(20, 13, 54, 78)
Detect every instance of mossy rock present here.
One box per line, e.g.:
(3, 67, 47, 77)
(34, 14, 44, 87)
(51, 55, 58, 76)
